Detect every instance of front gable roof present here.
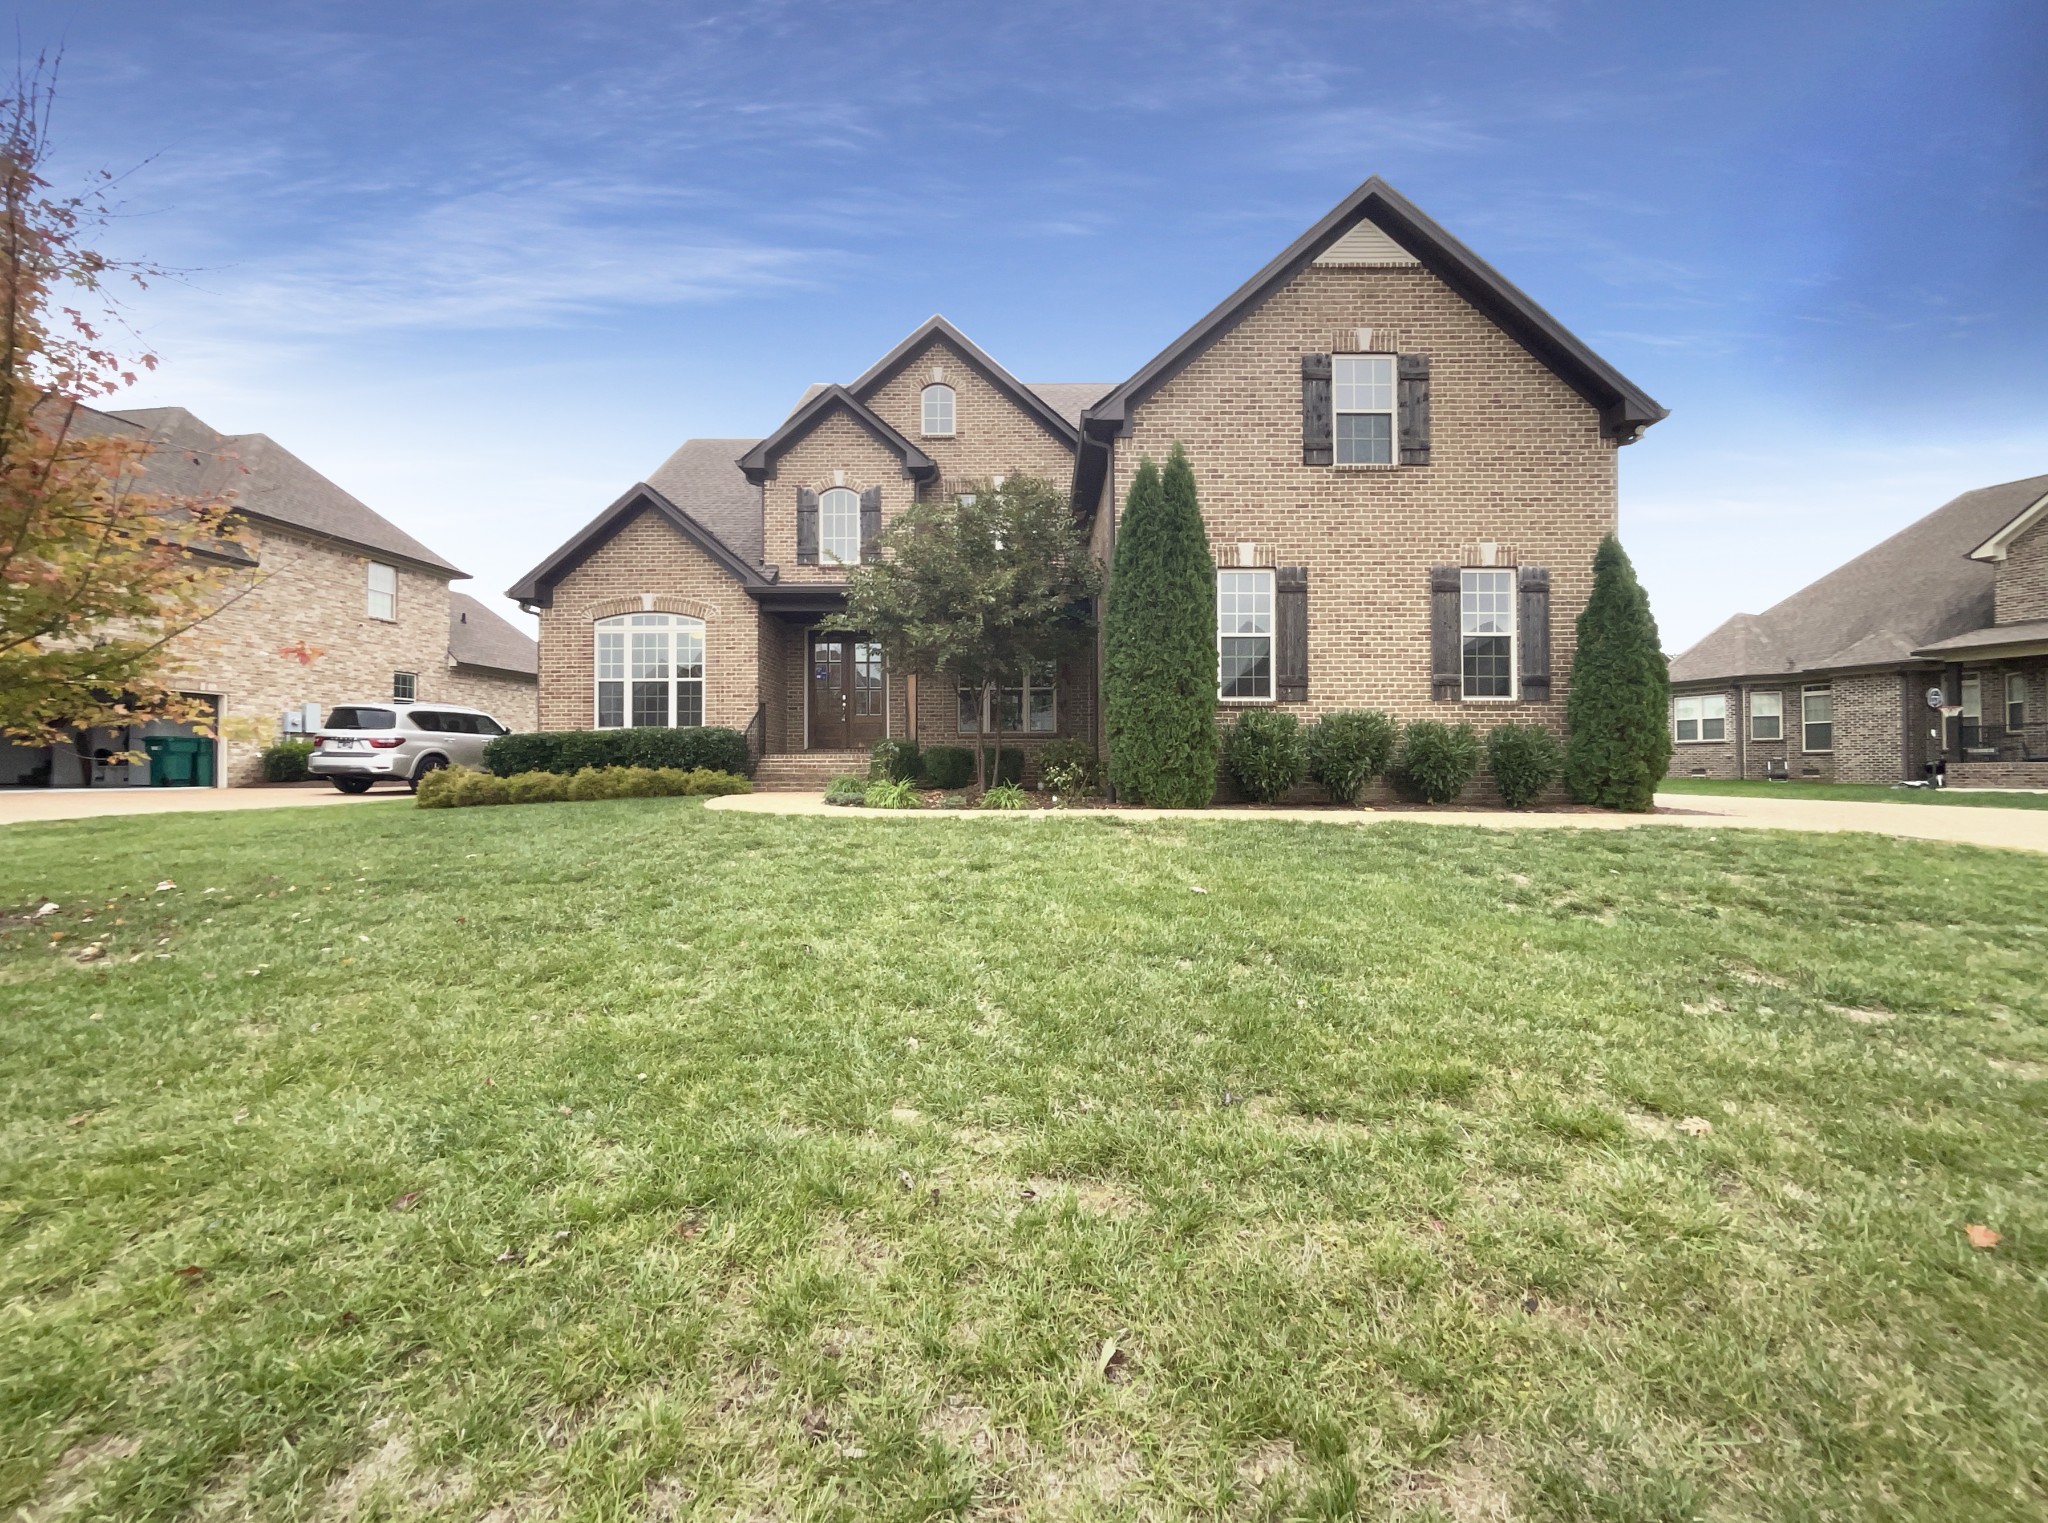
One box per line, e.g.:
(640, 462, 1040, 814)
(735, 384, 935, 485)
(1081, 176, 1668, 444)
(1966, 483, 2048, 561)
(848, 315, 1084, 449)
(507, 481, 768, 608)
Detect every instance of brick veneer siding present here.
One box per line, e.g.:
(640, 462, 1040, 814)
(758, 414, 915, 586)
(535, 508, 761, 733)
(1668, 672, 1932, 785)
(441, 666, 538, 732)
(1111, 261, 1615, 758)
(1995, 518, 2048, 623)
(860, 336, 1077, 490)
(165, 525, 459, 784)
(1949, 759, 2048, 786)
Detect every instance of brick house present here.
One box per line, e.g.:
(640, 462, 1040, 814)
(1667, 472, 2048, 786)
(0, 406, 538, 790)
(511, 177, 1667, 791)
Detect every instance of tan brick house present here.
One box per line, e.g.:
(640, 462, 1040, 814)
(512, 177, 1667, 790)
(0, 406, 537, 789)
(1668, 472, 2048, 786)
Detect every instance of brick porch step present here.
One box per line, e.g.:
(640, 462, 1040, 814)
(752, 752, 870, 791)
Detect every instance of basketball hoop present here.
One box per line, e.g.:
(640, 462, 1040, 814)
(1938, 704, 1964, 719)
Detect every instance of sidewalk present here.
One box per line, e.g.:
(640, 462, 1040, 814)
(0, 785, 399, 827)
(707, 789, 2048, 855)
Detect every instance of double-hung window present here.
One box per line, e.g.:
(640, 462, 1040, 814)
(1217, 569, 1274, 701)
(2008, 672, 2028, 732)
(1333, 355, 1395, 465)
(958, 662, 1057, 733)
(1749, 689, 1782, 740)
(1801, 684, 1833, 753)
(819, 486, 861, 565)
(594, 612, 704, 729)
(367, 562, 397, 621)
(1460, 569, 1515, 699)
(392, 671, 417, 702)
(1674, 694, 1726, 742)
(1960, 674, 1982, 748)
(921, 384, 955, 437)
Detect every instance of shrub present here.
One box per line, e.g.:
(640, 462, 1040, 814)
(824, 775, 868, 806)
(482, 725, 751, 779)
(505, 770, 568, 804)
(260, 739, 313, 782)
(417, 765, 747, 809)
(1304, 710, 1397, 805)
(1394, 721, 1483, 805)
(1565, 535, 1671, 811)
(1222, 710, 1304, 804)
(979, 783, 1030, 810)
(566, 766, 622, 801)
(1487, 724, 1565, 809)
(1103, 446, 1219, 806)
(449, 767, 512, 807)
(1036, 738, 1101, 796)
(677, 768, 750, 797)
(863, 777, 923, 809)
(922, 745, 975, 790)
(414, 765, 463, 808)
(869, 736, 921, 782)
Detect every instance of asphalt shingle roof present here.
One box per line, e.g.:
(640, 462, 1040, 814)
(448, 592, 537, 676)
(642, 439, 764, 566)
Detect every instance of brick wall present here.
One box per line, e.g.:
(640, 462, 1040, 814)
(1832, 672, 1906, 784)
(860, 336, 1077, 489)
(1111, 261, 1616, 746)
(535, 508, 761, 733)
(758, 415, 915, 585)
(165, 526, 458, 784)
(441, 667, 538, 732)
(1995, 518, 2048, 623)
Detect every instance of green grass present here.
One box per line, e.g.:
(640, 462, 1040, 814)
(2, 800, 2044, 1521)
(1659, 775, 2048, 809)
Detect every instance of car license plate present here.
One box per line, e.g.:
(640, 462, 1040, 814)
(333, 738, 358, 749)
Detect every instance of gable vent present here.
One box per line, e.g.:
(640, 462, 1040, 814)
(1314, 219, 1418, 268)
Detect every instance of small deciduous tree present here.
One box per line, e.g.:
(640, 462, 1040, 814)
(834, 474, 1100, 789)
(1102, 444, 1218, 806)
(0, 62, 248, 751)
(1564, 534, 1671, 811)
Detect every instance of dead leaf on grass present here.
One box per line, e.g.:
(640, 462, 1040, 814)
(1676, 1116, 1714, 1137)
(64, 1109, 96, 1127)
(389, 1190, 424, 1213)
(494, 1249, 525, 1265)
(1965, 1224, 2001, 1250)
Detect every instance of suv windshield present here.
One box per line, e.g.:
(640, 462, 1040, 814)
(326, 707, 399, 731)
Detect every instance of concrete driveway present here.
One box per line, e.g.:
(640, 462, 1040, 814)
(0, 784, 404, 827)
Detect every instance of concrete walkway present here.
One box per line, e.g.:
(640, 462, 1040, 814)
(0, 784, 400, 827)
(707, 789, 2048, 855)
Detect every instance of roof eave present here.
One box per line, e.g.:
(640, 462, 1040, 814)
(506, 483, 765, 608)
(736, 384, 936, 486)
(847, 315, 1082, 449)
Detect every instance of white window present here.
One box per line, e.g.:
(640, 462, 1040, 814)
(366, 562, 397, 621)
(819, 486, 861, 565)
(1802, 684, 1833, 753)
(1674, 693, 1726, 742)
(920, 384, 955, 437)
(1960, 673, 1982, 748)
(2007, 672, 2028, 732)
(1749, 689, 1782, 741)
(1217, 569, 1274, 701)
(958, 661, 1057, 734)
(1333, 354, 1395, 465)
(392, 671, 417, 702)
(1461, 568, 1516, 700)
(594, 612, 704, 729)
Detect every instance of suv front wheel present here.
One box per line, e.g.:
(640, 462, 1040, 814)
(409, 754, 449, 793)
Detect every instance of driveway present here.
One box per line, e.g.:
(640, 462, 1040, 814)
(0, 785, 402, 827)
(709, 789, 2048, 855)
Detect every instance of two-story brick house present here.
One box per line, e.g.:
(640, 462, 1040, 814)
(511, 177, 1667, 791)
(0, 405, 538, 789)
(1668, 472, 2048, 787)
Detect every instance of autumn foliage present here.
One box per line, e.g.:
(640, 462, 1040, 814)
(0, 61, 247, 746)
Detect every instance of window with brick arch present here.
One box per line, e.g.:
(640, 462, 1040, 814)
(921, 384, 955, 437)
(594, 612, 704, 729)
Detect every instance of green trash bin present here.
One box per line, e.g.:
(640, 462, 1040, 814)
(143, 735, 212, 788)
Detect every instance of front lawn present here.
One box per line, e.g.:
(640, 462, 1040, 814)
(3, 802, 2044, 1520)
(1660, 775, 2048, 809)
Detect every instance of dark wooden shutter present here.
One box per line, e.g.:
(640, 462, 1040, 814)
(1430, 564, 1461, 701)
(796, 487, 819, 565)
(1276, 566, 1308, 702)
(1397, 354, 1432, 466)
(859, 486, 882, 560)
(1301, 354, 1332, 466)
(1518, 565, 1551, 700)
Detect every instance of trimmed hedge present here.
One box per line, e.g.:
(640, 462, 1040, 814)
(482, 726, 750, 779)
(868, 737, 921, 782)
(923, 745, 1022, 790)
(1304, 710, 1397, 805)
(1393, 721, 1483, 805)
(1222, 710, 1305, 804)
(418, 765, 750, 809)
(260, 739, 314, 783)
(1486, 723, 1564, 810)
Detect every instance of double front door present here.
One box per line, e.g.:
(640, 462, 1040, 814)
(809, 634, 886, 750)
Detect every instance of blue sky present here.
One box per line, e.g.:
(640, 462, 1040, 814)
(29, 0, 2048, 649)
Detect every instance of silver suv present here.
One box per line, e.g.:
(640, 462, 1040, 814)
(308, 701, 511, 793)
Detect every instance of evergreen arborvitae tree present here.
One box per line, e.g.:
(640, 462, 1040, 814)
(1104, 444, 1219, 806)
(1564, 534, 1672, 811)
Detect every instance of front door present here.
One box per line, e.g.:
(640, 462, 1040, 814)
(809, 634, 886, 751)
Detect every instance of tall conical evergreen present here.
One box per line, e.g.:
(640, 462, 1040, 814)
(1104, 444, 1219, 806)
(1564, 534, 1671, 811)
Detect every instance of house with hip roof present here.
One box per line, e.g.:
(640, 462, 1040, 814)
(509, 177, 1666, 792)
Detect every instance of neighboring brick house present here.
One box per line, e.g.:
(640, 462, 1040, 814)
(1667, 472, 2048, 786)
(0, 406, 536, 789)
(511, 177, 1667, 791)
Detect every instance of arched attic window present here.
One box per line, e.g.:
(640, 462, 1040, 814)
(921, 383, 955, 438)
